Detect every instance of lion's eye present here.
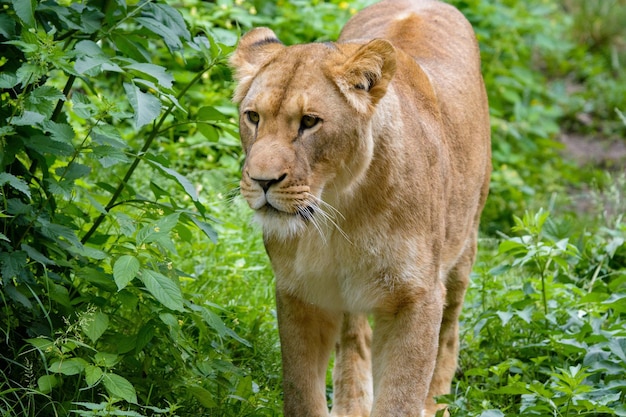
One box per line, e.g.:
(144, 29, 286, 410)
(300, 115, 320, 130)
(246, 111, 260, 125)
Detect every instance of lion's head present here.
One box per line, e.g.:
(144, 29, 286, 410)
(230, 28, 396, 239)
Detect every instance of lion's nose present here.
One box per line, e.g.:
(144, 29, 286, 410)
(252, 173, 287, 193)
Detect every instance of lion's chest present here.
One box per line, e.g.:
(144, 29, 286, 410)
(271, 229, 421, 312)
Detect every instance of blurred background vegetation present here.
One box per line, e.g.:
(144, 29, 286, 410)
(0, 0, 624, 415)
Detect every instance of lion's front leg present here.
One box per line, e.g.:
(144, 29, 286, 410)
(370, 282, 445, 417)
(330, 313, 373, 417)
(276, 289, 341, 417)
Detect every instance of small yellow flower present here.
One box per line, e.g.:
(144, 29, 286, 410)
(339, 1, 349, 10)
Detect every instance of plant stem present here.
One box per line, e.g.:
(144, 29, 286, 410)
(80, 66, 214, 244)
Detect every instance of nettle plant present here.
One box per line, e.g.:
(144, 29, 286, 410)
(0, 0, 244, 415)
(449, 209, 626, 416)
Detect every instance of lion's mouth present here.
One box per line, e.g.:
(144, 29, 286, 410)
(260, 203, 315, 221)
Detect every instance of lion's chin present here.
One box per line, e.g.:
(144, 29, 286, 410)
(253, 205, 308, 240)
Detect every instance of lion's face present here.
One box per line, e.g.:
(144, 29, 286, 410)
(231, 29, 396, 238)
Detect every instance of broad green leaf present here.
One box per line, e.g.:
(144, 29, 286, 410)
(5, 284, 32, 308)
(16, 62, 47, 87)
(85, 364, 103, 387)
(91, 127, 128, 149)
(0, 72, 18, 89)
(0, 232, 9, 243)
(125, 63, 173, 89)
(37, 375, 58, 394)
(123, 82, 161, 130)
(136, 4, 189, 52)
(139, 269, 184, 312)
(25, 134, 74, 156)
(188, 215, 218, 243)
(0, 172, 31, 198)
(136, 213, 180, 245)
(37, 217, 82, 249)
(11, 110, 45, 126)
(25, 86, 65, 118)
(113, 255, 140, 290)
(41, 120, 75, 143)
(111, 33, 150, 62)
(94, 352, 120, 368)
(197, 106, 229, 122)
(478, 411, 505, 417)
(55, 162, 91, 181)
(82, 311, 109, 343)
(92, 145, 130, 168)
(198, 123, 219, 142)
(22, 244, 55, 266)
(146, 158, 198, 202)
(12, 0, 36, 27)
(201, 307, 250, 347)
(74, 40, 123, 76)
(0, 250, 27, 279)
(102, 373, 137, 403)
(26, 337, 55, 351)
(48, 358, 88, 375)
(188, 385, 217, 408)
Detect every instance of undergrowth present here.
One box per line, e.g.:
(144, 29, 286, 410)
(1, 0, 625, 416)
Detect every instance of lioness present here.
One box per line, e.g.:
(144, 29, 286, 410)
(229, 0, 490, 415)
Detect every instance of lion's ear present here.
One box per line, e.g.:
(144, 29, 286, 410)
(331, 39, 397, 114)
(230, 28, 284, 103)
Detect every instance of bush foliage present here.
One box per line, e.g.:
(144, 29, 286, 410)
(0, 0, 624, 416)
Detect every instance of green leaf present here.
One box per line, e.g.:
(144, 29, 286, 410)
(125, 63, 174, 89)
(187, 215, 218, 243)
(48, 358, 88, 375)
(145, 158, 198, 202)
(136, 213, 180, 245)
(102, 373, 137, 403)
(25, 134, 74, 156)
(94, 352, 120, 368)
(478, 411, 505, 417)
(11, 110, 46, 126)
(37, 375, 58, 394)
(0, 250, 27, 279)
(113, 255, 140, 291)
(188, 385, 217, 408)
(135, 323, 154, 353)
(82, 311, 109, 343)
(92, 145, 130, 168)
(139, 269, 184, 312)
(25, 86, 65, 118)
(42, 121, 75, 143)
(0, 172, 31, 198)
(201, 307, 250, 347)
(136, 4, 190, 52)
(12, 0, 36, 27)
(85, 364, 103, 387)
(22, 244, 55, 266)
(55, 162, 91, 181)
(74, 40, 123, 76)
(197, 106, 229, 122)
(0, 72, 18, 89)
(123, 82, 161, 130)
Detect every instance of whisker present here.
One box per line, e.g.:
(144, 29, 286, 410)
(304, 193, 352, 244)
(298, 205, 327, 244)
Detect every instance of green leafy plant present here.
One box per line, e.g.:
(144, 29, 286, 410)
(0, 0, 251, 415)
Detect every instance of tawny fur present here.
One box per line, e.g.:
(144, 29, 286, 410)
(229, 0, 491, 416)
